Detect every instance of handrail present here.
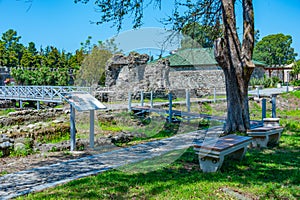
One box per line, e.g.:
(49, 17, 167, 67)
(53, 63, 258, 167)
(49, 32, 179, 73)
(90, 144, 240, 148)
(0, 86, 91, 102)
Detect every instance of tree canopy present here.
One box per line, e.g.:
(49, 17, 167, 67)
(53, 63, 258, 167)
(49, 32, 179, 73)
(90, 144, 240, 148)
(253, 33, 297, 66)
(75, 38, 121, 86)
(291, 60, 300, 81)
(0, 29, 83, 86)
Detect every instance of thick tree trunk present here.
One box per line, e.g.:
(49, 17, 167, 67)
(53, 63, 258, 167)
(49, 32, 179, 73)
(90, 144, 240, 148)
(214, 0, 254, 134)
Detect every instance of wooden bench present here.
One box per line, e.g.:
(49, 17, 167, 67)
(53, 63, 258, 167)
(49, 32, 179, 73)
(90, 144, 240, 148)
(193, 134, 252, 173)
(247, 126, 284, 148)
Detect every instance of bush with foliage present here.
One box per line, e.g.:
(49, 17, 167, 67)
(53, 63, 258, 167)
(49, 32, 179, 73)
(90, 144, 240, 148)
(291, 80, 300, 86)
(250, 76, 281, 88)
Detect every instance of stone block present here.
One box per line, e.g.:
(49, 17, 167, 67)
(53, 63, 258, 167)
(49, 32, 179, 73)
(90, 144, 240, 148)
(263, 118, 280, 127)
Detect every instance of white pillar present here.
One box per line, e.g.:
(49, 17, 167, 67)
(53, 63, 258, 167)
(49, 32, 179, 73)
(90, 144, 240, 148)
(70, 105, 76, 151)
(89, 110, 95, 148)
(186, 89, 190, 112)
(150, 91, 154, 108)
(128, 92, 132, 112)
(140, 91, 144, 106)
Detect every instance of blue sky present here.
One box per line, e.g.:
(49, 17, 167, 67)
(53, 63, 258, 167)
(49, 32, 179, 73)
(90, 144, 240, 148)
(0, 0, 299, 58)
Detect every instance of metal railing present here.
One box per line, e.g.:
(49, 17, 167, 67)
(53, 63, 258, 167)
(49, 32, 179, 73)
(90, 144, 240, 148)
(0, 86, 91, 102)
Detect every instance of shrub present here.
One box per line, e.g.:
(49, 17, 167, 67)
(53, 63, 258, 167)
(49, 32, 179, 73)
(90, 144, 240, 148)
(291, 79, 300, 86)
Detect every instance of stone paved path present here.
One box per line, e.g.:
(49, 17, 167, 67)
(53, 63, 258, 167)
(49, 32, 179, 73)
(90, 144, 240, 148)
(0, 126, 223, 200)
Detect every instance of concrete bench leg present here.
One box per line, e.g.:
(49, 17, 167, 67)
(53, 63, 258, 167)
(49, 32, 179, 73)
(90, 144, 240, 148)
(199, 156, 224, 173)
(268, 132, 281, 145)
(228, 147, 248, 161)
(251, 136, 269, 148)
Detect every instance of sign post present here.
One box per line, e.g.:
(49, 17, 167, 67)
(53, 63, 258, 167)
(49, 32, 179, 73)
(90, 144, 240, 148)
(90, 110, 95, 148)
(60, 92, 106, 151)
(70, 104, 76, 151)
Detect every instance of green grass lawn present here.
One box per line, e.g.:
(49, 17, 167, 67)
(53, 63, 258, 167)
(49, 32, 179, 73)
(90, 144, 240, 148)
(15, 91, 300, 199)
(20, 125, 299, 199)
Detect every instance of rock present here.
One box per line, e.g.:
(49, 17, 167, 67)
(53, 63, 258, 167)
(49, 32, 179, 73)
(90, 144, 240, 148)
(14, 137, 33, 148)
(96, 137, 113, 145)
(54, 108, 63, 113)
(0, 134, 14, 156)
(0, 141, 13, 148)
(52, 119, 64, 124)
(14, 143, 26, 152)
(97, 114, 114, 122)
(27, 124, 36, 129)
(0, 134, 10, 142)
(111, 131, 135, 144)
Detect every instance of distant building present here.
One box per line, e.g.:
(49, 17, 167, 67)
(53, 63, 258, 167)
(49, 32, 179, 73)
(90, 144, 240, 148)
(264, 63, 294, 83)
(163, 48, 266, 90)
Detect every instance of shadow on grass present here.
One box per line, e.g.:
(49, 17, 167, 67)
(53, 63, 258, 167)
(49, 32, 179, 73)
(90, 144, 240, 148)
(23, 133, 300, 199)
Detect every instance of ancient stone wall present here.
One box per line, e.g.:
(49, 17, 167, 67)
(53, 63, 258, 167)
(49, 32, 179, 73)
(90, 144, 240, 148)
(103, 52, 270, 100)
(104, 53, 227, 100)
(169, 66, 225, 90)
(105, 53, 171, 100)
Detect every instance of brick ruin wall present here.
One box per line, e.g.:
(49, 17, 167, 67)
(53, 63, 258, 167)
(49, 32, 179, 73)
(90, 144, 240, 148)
(103, 53, 264, 100)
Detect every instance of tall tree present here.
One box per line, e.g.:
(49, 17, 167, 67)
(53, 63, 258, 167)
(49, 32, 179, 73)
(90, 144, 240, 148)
(75, 0, 255, 133)
(27, 42, 38, 55)
(75, 45, 113, 86)
(1, 29, 21, 49)
(291, 60, 300, 80)
(181, 22, 222, 49)
(80, 36, 94, 54)
(253, 33, 297, 66)
(0, 41, 7, 66)
(1, 29, 24, 67)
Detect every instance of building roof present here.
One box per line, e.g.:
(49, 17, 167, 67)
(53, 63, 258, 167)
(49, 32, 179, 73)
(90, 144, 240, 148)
(166, 48, 217, 66)
(150, 48, 267, 67)
(252, 60, 267, 67)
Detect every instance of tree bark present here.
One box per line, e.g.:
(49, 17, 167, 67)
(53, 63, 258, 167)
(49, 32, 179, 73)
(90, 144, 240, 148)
(214, 0, 254, 134)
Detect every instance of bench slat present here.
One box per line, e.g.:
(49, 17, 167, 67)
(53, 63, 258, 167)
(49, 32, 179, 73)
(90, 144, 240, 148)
(194, 134, 252, 152)
(247, 126, 283, 132)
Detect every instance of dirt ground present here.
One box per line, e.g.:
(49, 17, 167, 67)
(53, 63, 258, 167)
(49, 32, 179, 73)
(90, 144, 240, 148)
(0, 151, 94, 175)
(0, 145, 122, 175)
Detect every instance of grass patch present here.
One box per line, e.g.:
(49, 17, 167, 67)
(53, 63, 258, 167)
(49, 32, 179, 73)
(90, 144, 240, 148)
(21, 130, 300, 199)
(19, 92, 300, 199)
(36, 124, 70, 144)
(0, 108, 16, 116)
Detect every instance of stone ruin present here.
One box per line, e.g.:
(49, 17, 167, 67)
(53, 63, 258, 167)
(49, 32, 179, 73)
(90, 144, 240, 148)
(0, 134, 13, 156)
(105, 53, 171, 100)
(103, 52, 226, 101)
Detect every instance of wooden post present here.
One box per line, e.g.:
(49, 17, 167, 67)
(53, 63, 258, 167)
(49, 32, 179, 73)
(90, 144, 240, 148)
(186, 89, 190, 112)
(262, 98, 266, 120)
(70, 105, 76, 151)
(128, 91, 132, 112)
(150, 91, 154, 108)
(256, 87, 260, 98)
(20, 100, 23, 108)
(271, 95, 277, 118)
(168, 92, 172, 123)
(140, 91, 144, 106)
(89, 110, 95, 148)
(37, 101, 40, 110)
